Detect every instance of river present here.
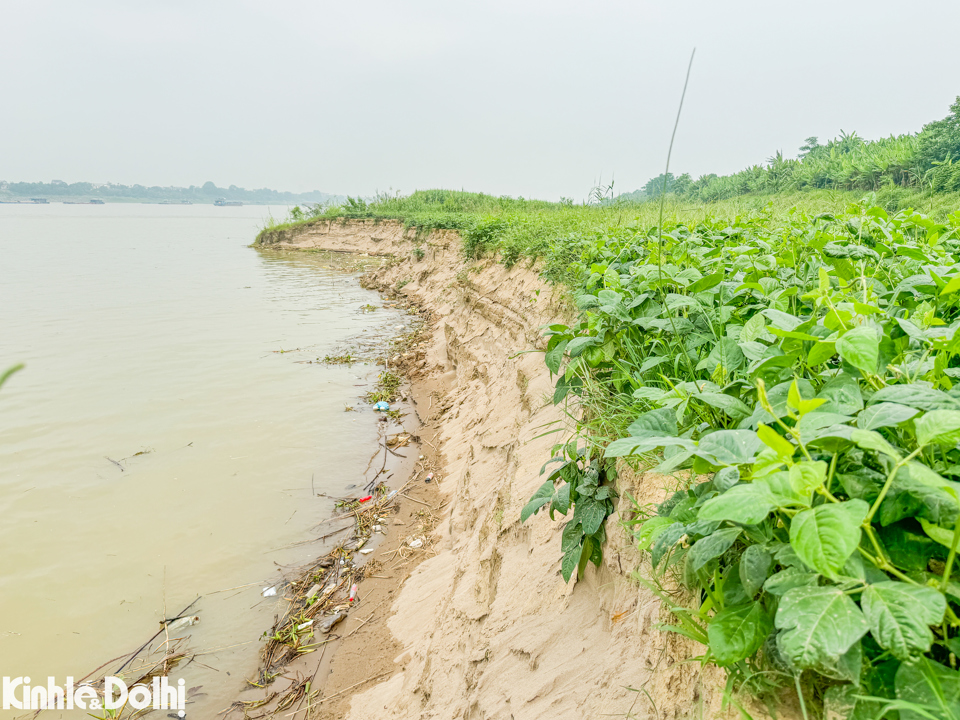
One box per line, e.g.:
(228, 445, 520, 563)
(0, 203, 404, 716)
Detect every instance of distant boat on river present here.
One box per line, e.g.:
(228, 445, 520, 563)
(63, 199, 106, 204)
(214, 198, 243, 206)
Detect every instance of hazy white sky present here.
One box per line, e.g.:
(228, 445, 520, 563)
(2, 0, 959, 200)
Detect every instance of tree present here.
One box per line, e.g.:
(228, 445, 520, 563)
(642, 173, 676, 197)
(917, 96, 960, 169)
(799, 136, 820, 158)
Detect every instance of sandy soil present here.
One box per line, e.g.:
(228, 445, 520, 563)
(258, 220, 786, 720)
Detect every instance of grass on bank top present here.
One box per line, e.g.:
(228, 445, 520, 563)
(257, 187, 960, 286)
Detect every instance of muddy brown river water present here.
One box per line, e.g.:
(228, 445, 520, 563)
(0, 203, 406, 717)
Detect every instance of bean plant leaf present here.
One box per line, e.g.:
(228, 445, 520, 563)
(757, 424, 795, 463)
(919, 518, 959, 549)
(565, 336, 599, 358)
(789, 500, 869, 578)
(789, 461, 827, 498)
(560, 544, 581, 582)
(626, 407, 678, 437)
(688, 527, 742, 571)
(739, 544, 773, 597)
(850, 429, 903, 461)
(761, 308, 803, 331)
(857, 402, 920, 431)
(764, 567, 819, 595)
(895, 659, 960, 720)
(708, 602, 773, 666)
(698, 484, 778, 525)
(775, 586, 869, 670)
(861, 581, 946, 659)
(869, 385, 960, 412)
(695, 430, 763, 466)
(823, 684, 882, 720)
(816, 373, 864, 415)
(695, 392, 752, 419)
(651, 523, 688, 569)
(741, 313, 766, 343)
(636, 516, 675, 551)
(808, 340, 837, 367)
(837, 327, 880, 374)
(915, 409, 960, 447)
(713, 466, 740, 492)
(604, 435, 694, 458)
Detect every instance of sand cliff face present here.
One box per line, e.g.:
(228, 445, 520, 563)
(259, 221, 771, 720)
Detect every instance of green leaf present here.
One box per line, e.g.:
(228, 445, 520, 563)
(639, 355, 669, 373)
(604, 435, 694, 458)
(861, 581, 946, 659)
(708, 603, 773, 666)
(857, 402, 920, 431)
(869, 385, 960, 412)
(741, 313, 767, 343)
(837, 326, 880, 374)
(807, 340, 837, 367)
(739, 544, 773, 597)
(895, 659, 960, 720)
(940, 273, 960, 296)
(626, 407, 678, 437)
(688, 527, 742, 571)
(764, 567, 819, 595)
(919, 518, 959, 549)
(823, 684, 883, 720)
(789, 500, 869, 578)
(882, 475, 959, 527)
(761, 308, 803, 331)
(915, 409, 960, 447)
(775, 586, 869, 670)
(698, 484, 778, 525)
(713, 466, 740, 492)
(544, 339, 568, 374)
(651, 522, 688, 569)
(560, 544, 580, 582)
(636, 516, 675, 551)
(850, 429, 903, 461)
(757, 424, 795, 463)
(695, 430, 763, 466)
(789, 461, 827, 498)
(579, 499, 607, 536)
(694, 392, 752, 419)
(566, 336, 599, 358)
(688, 270, 725, 294)
(816, 373, 864, 415)
(521, 480, 555, 523)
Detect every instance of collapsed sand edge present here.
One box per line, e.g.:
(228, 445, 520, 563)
(259, 220, 783, 720)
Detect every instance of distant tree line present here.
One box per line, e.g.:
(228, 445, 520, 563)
(0, 179, 343, 205)
(622, 96, 960, 203)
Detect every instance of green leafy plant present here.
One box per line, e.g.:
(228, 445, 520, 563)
(527, 200, 960, 717)
(522, 439, 617, 581)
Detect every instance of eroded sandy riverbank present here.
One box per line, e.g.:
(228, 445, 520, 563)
(256, 220, 777, 720)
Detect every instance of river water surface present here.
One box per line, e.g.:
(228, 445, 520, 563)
(0, 204, 403, 716)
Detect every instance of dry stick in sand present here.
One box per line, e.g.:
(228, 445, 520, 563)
(345, 600, 386, 638)
(286, 672, 392, 716)
(399, 492, 430, 507)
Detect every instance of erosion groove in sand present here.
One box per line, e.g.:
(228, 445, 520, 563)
(258, 220, 775, 720)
